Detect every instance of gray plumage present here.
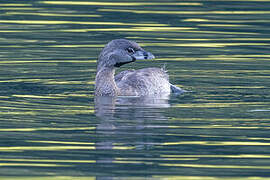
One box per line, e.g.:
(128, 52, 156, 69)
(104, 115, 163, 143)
(95, 39, 184, 96)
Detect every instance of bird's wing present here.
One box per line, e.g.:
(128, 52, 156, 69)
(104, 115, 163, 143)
(114, 69, 135, 83)
(116, 68, 170, 96)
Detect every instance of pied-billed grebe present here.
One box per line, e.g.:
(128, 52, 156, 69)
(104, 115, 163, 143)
(95, 39, 184, 96)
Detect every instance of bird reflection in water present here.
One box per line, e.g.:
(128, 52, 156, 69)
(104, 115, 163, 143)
(93, 95, 171, 173)
(94, 95, 170, 136)
(95, 95, 170, 122)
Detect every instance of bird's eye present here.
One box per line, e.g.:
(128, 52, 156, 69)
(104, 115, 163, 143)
(126, 47, 135, 54)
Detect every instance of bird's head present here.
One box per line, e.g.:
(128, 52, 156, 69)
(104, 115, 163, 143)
(97, 39, 155, 71)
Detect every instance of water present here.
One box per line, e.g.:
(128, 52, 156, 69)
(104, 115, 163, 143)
(0, 0, 270, 179)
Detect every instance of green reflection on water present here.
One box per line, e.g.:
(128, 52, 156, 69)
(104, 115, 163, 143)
(39, 1, 203, 6)
(99, 8, 270, 14)
(0, 0, 270, 178)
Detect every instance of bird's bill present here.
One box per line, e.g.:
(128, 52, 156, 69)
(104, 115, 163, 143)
(132, 50, 155, 60)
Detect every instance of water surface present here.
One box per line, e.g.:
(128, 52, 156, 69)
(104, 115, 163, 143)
(0, 0, 270, 179)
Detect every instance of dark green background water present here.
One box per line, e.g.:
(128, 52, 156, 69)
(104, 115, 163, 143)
(0, 0, 270, 179)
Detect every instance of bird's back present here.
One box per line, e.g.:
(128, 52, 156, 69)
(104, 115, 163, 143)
(115, 67, 171, 96)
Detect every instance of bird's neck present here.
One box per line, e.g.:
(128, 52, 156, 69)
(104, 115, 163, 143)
(95, 67, 119, 96)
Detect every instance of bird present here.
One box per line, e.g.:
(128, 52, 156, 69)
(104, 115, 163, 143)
(95, 39, 185, 96)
